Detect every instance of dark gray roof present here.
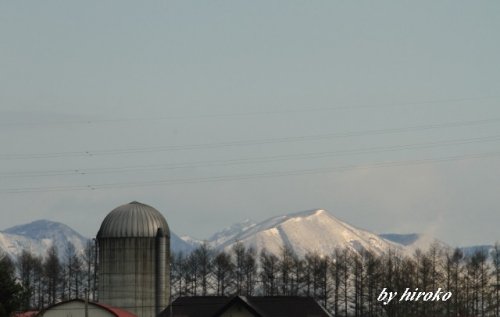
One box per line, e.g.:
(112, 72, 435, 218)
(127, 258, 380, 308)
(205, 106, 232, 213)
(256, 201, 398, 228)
(161, 296, 331, 317)
(161, 297, 229, 317)
(97, 201, 169, 238)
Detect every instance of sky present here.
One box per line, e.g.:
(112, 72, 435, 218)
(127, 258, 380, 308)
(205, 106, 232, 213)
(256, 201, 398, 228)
(1, 1, 499, 247)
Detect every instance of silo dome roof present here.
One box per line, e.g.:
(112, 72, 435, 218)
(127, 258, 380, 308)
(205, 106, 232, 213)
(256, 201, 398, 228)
(97, 201, 169, 238)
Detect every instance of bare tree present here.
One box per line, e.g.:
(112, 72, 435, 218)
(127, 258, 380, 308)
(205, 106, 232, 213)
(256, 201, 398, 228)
(445, 247, 463, 317)
(260, 249, 279, 296)
(364, 250, 382, 317)
(279, 246, 295, 295)
(242, 247, 257, 296)
(82, 240, 97, 301)
(492, 243, 500, 317)
(185, 251, 200, 295)
(18, 250, 36, 309)
(232, 242, 246, 295)
(213, 251, 234, 296)
(191, 243, 213, 296)
(44, 245, 61, 305)
(64, 242, 83, 299)
(32, 255, 44, 309)
(0, 253, 24, 317)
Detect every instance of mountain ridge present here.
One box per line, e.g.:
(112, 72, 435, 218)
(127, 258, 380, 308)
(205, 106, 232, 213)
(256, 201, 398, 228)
(0, 219, 88, 261)
(0, 219, 195, 260)
(214, 208, 402, 257)
(1, 210, 489, 262)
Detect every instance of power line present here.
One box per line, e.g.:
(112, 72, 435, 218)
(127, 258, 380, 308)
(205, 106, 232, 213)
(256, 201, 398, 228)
(2, 150, 499, 194)
(2, 117, 500, 160)
(2, 134, 500, 179)
(1, 96, 498, 128)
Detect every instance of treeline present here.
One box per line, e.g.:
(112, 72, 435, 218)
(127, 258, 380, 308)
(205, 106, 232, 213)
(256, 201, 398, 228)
(0, 240, 98, 315)
(172, 242, 500, 317)
(3, 241, 500, 317)
(0, 255, 24, 317)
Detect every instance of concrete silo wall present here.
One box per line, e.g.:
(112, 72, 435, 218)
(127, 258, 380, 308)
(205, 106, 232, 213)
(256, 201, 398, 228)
(98, 237, 170, 317)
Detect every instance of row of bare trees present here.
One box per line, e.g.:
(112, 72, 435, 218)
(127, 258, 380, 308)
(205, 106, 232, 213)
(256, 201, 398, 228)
(0, 254, 24, 317)
(171, 242, 500, 317)
(16, 240, 97, 310)
(10, 240, 500, 316)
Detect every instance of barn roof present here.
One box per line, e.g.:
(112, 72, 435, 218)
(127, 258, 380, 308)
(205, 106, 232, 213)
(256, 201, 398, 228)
(161, 297, 229, 317)
(161, 296, 331, 317)
(36, 299, 137, 317)
(12, 311, 38, 317)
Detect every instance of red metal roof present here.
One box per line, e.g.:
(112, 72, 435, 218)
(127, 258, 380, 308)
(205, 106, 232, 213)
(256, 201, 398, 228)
(93, 301, 138, 317)
(36, 299, 137, 317)
(12, 311, 38, 317)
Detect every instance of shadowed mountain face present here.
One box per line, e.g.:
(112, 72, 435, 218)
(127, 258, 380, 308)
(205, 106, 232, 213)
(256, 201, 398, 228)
(379, 233, 420, 246)
(170, 232, 197, 253)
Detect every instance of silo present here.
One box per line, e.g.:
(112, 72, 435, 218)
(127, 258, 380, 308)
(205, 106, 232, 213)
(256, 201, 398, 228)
(97, 201, 170, 317)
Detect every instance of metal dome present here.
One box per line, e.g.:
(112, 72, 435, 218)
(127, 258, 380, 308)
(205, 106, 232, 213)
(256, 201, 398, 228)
(97, 201, 169, 238)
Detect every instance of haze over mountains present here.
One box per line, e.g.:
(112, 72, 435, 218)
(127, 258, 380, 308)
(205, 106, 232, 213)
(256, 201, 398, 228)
(0, 209, 492, 262)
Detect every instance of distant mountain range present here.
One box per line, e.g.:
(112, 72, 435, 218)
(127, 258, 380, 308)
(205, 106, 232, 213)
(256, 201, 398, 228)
(0, 209, 494, 262)
(182, 210, 494, 258)
(0, 219, 194, 261)
(0, 220, 88, 261)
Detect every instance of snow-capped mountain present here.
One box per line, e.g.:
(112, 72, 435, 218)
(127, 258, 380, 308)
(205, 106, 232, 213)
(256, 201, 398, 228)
(216, 209, 400, 257)
(1, 213, 490, 262)
(176, 219, 258, 251)
(0, 219, 200, 261)
(206, 219, 257, 248)
(1, 220, 89, 260)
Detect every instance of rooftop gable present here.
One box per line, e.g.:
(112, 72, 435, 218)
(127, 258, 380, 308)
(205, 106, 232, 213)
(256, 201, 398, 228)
(162, 296, 331, 317)
(37, 299, 137, 317)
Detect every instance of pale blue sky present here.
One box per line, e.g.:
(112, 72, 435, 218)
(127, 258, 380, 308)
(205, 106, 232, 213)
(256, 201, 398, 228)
(1, 1, 500, 246)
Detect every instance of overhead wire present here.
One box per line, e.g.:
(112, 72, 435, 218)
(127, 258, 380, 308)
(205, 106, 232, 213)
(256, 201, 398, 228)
(2, 150, 500, 194)
(1, 116, 500, 160)
(2, 134, 500, 179)
(1, 95, 498, 128)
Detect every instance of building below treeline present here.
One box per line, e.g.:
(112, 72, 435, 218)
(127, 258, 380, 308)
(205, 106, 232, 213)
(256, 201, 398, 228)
(27, 295, 330, 317)
(35, 299, 136, 317)
(161, 296, 331, 317)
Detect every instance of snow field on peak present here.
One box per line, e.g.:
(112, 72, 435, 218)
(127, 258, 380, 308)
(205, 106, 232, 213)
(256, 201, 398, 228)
(217, 209, 401, 257)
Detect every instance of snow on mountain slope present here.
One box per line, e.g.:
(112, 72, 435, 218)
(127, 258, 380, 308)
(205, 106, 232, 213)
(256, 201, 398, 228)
(217, 209, 400, 257)
(0, 219, 198, 260)
(1, 220, 89, 260)
(0, 231, 49, 260)
(180, 235, 203, 246)
(207, 219, 257, 247)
